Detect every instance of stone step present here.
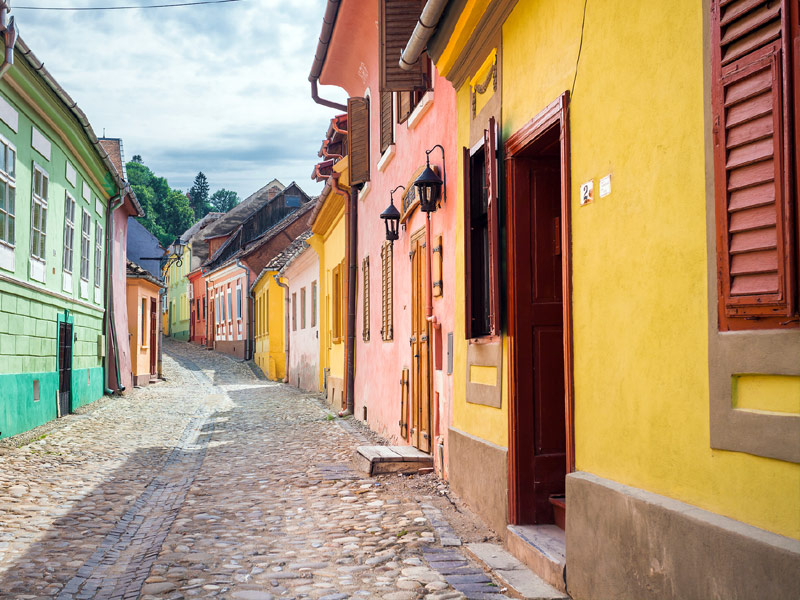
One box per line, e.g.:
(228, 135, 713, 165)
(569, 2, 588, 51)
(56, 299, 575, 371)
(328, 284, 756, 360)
(505, 525, 567, 594)
(354, 445, 433, 475)
(465, 543, 570, 600)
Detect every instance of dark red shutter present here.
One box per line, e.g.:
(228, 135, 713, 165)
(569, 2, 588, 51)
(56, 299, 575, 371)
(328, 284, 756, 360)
(485, 117, 501, 335)
(380, 91, 394, 153)
(380, 0, 428, 92)
(711, 0, 797, 329)
(348, 96, 371, 185)
(463, 145, 473, 339)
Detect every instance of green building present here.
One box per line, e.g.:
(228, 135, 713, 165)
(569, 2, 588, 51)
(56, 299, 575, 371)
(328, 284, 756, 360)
(0, 35, 126, 438)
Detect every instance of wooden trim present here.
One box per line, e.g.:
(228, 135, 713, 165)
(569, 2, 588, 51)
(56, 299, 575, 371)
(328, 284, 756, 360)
(504, 91, 574, 524)
(462, 145, 473, 339)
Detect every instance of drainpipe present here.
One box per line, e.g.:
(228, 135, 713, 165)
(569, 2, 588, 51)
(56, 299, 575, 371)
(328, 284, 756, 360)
(203, 270, 209, 347)
(308, 0, 348, 112)
(273, 274, 290, 383)
(104, 192, 125, 395)
(399, 0, 448, 71)
(157, 286, 165, 379)
(343, 182, 359, 417)
(235, 258, 253, 360)
(0, 3, 17, 80)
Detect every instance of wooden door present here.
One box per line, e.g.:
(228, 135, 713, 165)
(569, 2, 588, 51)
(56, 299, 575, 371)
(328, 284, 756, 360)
(150, 298, 157, 376)
(511, 156, 566, 524)
(409, 230, 432, 453)
(57, 321, 73, 417)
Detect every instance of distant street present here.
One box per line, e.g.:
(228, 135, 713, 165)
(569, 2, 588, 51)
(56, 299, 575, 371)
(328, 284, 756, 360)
(0, 340, 506, 600)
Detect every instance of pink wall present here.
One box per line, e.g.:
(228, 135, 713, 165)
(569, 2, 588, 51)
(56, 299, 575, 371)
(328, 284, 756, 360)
(206, 265, 249, 358)
(321, 0, 458, 476)
(111, 201, 133, 391)
(284, 248, 320, 392)
(188, 271, 208, 345)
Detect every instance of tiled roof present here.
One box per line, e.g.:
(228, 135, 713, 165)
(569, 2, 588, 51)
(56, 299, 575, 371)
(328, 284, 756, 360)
(179, 212, 225, 244)
(200, 179, 285, 239)
(98, 138, 125, 180)
(126, 259, 165, 288)
(251, 230, 313, 291)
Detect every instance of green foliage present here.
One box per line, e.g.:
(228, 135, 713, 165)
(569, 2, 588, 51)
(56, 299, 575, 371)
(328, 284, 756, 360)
(125, 158, 196, 247)
(188, 172, 212, 218)
(210, 188, 240, 213)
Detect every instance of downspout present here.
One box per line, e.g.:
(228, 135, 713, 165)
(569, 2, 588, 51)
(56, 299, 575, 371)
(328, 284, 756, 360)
(273, 274, 290, 383)
(399, 0, 448, 71)
(344, 183, 358, 417)
(308, 0, 347, 112)
(203, 269, 209, 347)
(104, 192, 125, 395)
(235, 258, 253, 360)
(0, 5, 17, 80)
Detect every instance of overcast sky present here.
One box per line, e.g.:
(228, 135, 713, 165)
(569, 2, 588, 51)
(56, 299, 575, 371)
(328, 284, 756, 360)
(14, 0, 347, 200)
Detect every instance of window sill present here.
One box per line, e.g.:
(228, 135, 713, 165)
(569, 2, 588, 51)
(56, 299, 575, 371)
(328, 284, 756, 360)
(407, 91, 434, 131)
(377, 145, 396, 172)
(359, 181, 371, 201)
(468, 334, 501, 345)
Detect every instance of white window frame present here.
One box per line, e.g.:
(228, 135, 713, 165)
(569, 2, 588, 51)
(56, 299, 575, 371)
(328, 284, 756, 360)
(63, 192, 76, 273)
(94, 221, 103, 288)
(30, 163, 48, 261)
(80, 209, 91, 281)
(0, 135, 16, 247)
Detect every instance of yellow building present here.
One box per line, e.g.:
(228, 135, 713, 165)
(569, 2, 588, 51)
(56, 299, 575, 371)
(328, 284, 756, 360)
(426, 1, 799, 598)
(308, 156, 349, 409)
(126, 261, 164, 387)
(252, 268, 286, 381)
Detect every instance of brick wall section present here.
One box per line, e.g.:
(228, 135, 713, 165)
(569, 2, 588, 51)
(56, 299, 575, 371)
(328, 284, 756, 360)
(241, 217, 311, 283)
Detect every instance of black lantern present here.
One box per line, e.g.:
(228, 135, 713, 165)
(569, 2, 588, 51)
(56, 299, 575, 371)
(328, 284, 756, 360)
(414, 144, 446, 213)
(381, 185, 404, 242)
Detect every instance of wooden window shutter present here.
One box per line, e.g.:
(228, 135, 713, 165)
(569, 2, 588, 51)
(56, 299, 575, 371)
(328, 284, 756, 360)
(485, 117, 501, 335)
(380, 0, 428, 92)
(380, 91, 394, 153)
(463, 145, 474, 339)
(398, 91, 412, 124)
(348, 96, 371, 185)
(363, 256, 370, 341)
(381, 241, 394, 340)
(712, 0, 798, 329)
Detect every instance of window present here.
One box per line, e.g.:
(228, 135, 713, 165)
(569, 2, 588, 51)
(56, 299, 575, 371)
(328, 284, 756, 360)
(362, 256, 370, 341)
(236, 286, 242, 319)
(203, 296, 207, 319)
(397, 87, 427, 124)
(227, 289, 232, 323)
(311, 281, 317, 327)
(292, 292, 297, 331)
(80, 210, 91, 281)
(332, 262, 344, 342)
(62, 193, 75, 272)
(380, 91, 394, 153)
(30, 164, 48, 261)
(265, 289, 269, 335)
(464, 117, 500, 338)
(215, 295, 221, 324)
(0, 137, 16, 246)
(94, 222, 103, 288)
(711, 0, 798, 331)
(381, 241, 393, 341)
(141, 298, 148, 347)
(299, 287, 306, 329)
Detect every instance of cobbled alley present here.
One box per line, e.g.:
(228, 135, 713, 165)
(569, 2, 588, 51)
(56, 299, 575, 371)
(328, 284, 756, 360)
(0, 340, 511, 600)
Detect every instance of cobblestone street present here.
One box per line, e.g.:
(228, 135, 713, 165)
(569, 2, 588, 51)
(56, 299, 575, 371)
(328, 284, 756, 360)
(0, 340, 509, 600)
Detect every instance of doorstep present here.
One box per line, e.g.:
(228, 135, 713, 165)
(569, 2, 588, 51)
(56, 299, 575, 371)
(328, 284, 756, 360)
(506, 525, 567, 594)
(466, 542, 570, 600)
(354, 445, 433, 475)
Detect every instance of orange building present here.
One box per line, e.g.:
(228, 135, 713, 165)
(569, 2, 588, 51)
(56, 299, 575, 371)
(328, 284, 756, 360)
(126, 261, 164, 387)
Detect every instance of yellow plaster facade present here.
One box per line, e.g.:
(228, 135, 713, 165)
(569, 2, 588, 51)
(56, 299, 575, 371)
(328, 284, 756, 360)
(253, 272, 286, 381)
(440, 0, 799, 539)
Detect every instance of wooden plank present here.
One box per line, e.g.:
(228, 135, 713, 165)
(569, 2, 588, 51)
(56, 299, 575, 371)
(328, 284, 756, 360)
(391, 445, 431, 461)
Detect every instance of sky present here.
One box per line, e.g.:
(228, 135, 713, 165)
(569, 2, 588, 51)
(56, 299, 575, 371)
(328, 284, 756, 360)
(13, 0, 348, 200)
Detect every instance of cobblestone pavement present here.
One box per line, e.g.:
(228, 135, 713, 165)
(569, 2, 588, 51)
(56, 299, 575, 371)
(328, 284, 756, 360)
(0, 340, 508, 600)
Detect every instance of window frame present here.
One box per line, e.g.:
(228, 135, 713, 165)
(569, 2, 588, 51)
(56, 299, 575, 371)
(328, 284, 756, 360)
(311, 280, 317, 327)
(141, 298, 148, 348)
(331, 264, 342, 342)
(80, 209, 91, 282)
(301, 286, 307, 329)
(0, 135, 16, 247)
(292, 291, 297, 332)
(30, 163, 49, 262)
(362, 256, 370, 342)
(94, 221, 103, 289)
(380, 241, 393, 341)
(62, 192, 76, 273)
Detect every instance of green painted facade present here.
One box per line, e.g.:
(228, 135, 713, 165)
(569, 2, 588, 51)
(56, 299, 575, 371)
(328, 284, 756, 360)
(0, 41, 119, 439)
(165, 245, 191, 341)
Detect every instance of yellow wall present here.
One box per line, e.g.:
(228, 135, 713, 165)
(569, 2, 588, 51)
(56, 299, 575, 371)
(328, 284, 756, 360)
(496, 0, 799, 538)
(309, 201, 346, 387)
(252, 271, 286, 381)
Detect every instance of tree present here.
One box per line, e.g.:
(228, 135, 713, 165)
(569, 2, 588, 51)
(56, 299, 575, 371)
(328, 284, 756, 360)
(209, 188, 240, 213)
(131, 154, 143, 164)
(188, 172, 211, 218)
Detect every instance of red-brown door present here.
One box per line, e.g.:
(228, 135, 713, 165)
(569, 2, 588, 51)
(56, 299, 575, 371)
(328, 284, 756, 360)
(150, 298, 157, 376)
(410, 229, 432, 453)
(511, 154, 566, 524)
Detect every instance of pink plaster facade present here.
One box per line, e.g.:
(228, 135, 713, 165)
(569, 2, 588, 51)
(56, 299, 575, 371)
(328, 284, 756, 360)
(206, 264, 250, 359)
(320, 0, 457, 476)
(284, 247, 320, 393)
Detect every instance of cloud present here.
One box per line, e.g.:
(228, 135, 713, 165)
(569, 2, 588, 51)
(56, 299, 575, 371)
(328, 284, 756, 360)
(14, 0, 347, 199)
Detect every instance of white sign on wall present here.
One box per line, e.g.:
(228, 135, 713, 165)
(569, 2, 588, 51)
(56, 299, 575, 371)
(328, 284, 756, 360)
(600, 174, 612, 198)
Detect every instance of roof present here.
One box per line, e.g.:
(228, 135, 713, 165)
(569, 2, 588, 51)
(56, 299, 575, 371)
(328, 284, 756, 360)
(251, 230, 313, 290)
(179, 212, 225, 244)
(239, 198, 316, 258)
(200, 178, 285, 239)
(98, 137, 144, 217)
(126, 260, 165, 288)
(126, 217, 164, 280)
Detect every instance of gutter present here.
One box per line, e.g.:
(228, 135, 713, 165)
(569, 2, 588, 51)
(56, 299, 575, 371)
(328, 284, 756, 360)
(273, 274, 290, 383)
(308, 0, 348, 111)
(0, 6, 17, 80)
(399, 0, 448, 71)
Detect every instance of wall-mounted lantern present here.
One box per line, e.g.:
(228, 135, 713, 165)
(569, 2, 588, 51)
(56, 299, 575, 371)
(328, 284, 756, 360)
(380, 186, 404, 243)
(414, 144, 446, 213)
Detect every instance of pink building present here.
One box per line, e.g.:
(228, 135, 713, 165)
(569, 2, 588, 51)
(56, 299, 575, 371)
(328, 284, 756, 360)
(310, 0, 458, 475)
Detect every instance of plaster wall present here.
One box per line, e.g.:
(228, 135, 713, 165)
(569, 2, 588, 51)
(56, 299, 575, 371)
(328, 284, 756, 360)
(188, 272, 207, 345)
(126, 279, 159, 383)
(320, 0, 458, 469)
(284, 249, 320, 392)
(207, 264, 248, 358)
(498, 0, 799, 538)
(110, 205, 132, 391)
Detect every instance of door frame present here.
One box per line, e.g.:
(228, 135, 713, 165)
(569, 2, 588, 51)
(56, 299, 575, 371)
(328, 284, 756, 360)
(409, 225, 432, 453)
(56, 311, 74, 417)
(505, 92, 575, 525)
